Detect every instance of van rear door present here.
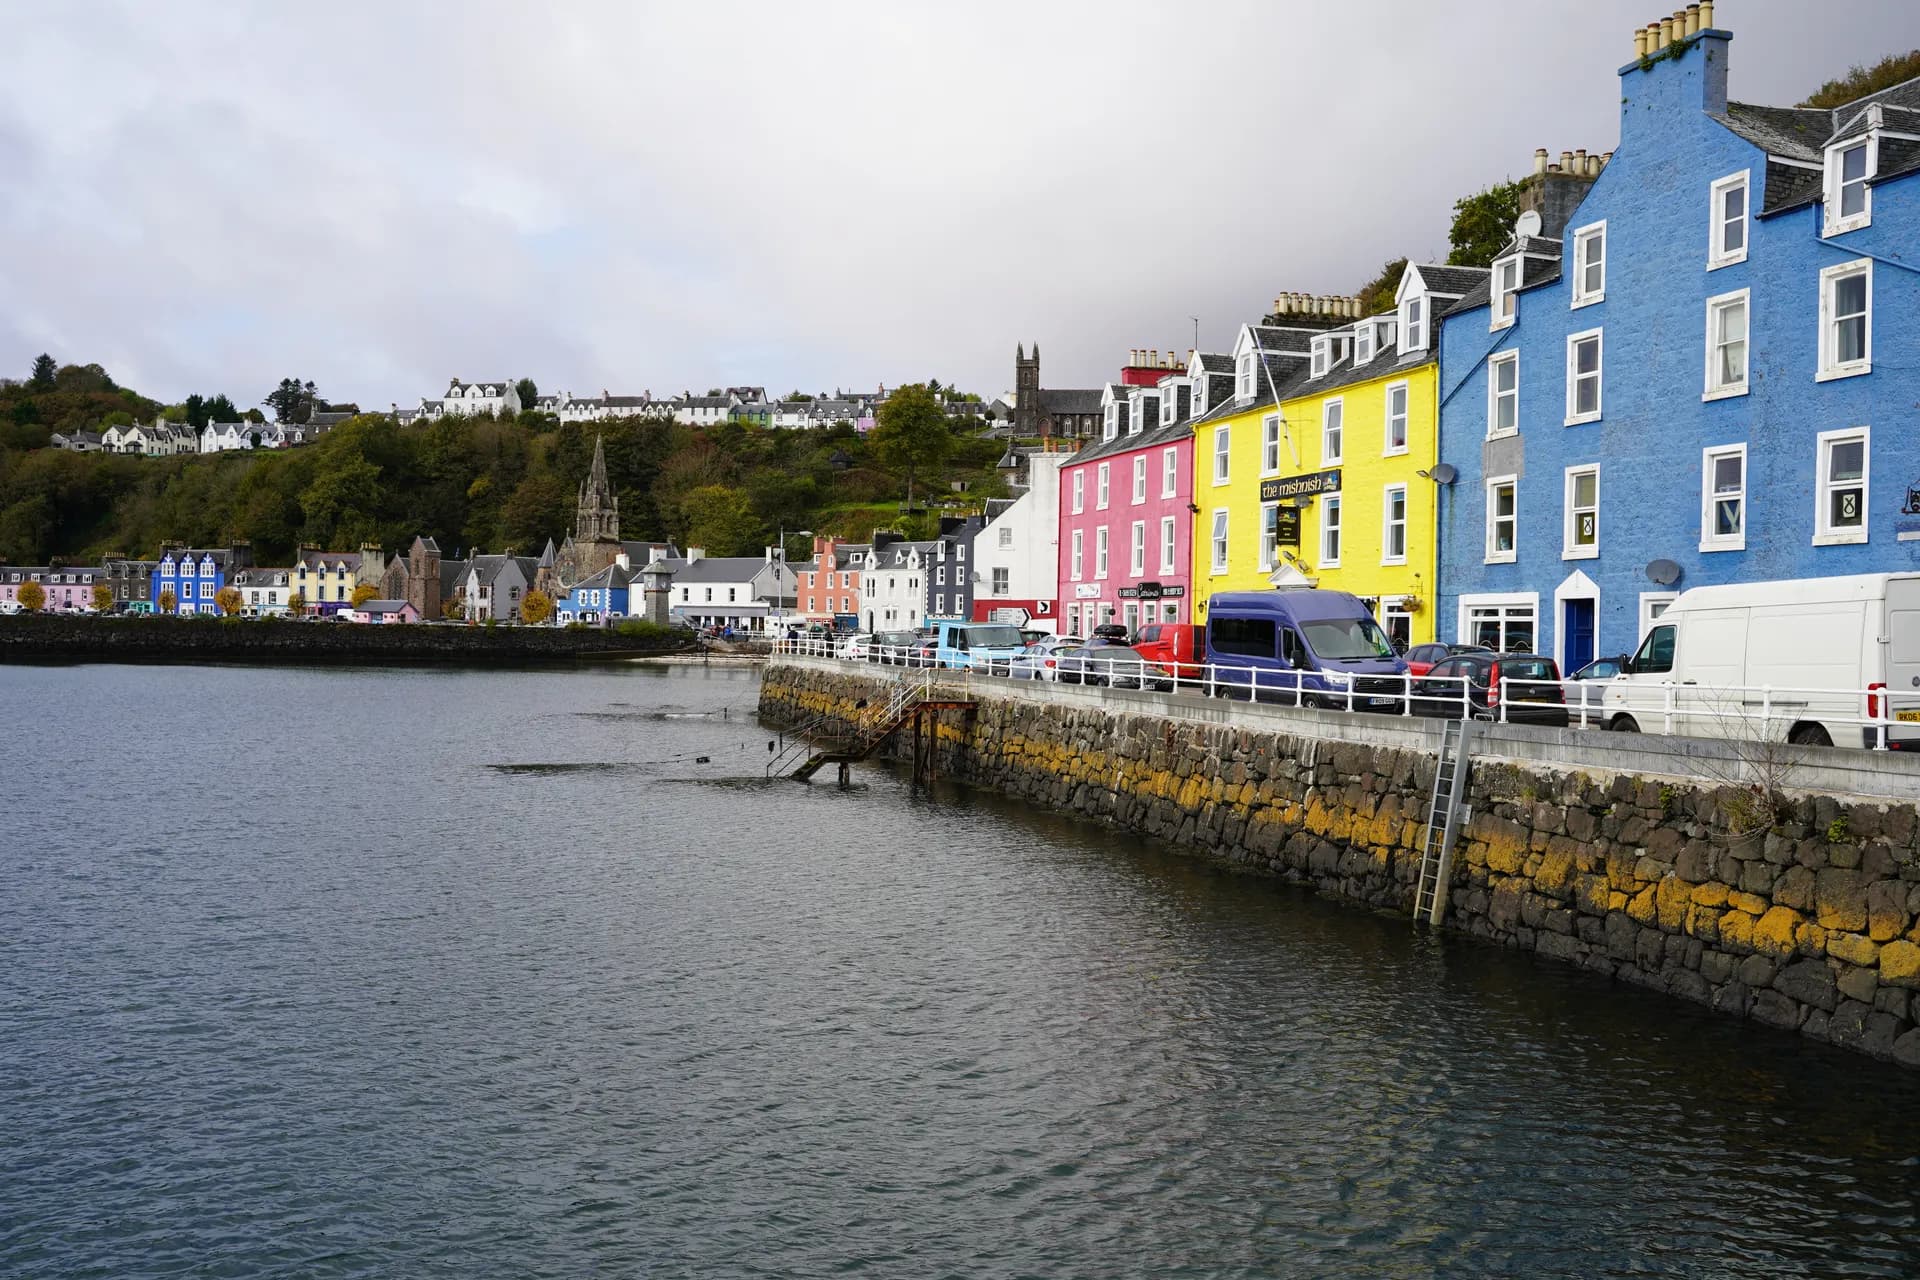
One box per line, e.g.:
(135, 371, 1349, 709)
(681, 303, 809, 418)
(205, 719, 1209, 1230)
(1886, 576, 1920, 743)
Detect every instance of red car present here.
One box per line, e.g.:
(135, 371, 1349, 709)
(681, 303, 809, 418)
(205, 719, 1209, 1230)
(1132, 622, 1207, 681)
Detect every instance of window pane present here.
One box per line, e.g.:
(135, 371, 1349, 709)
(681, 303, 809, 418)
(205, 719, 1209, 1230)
(1836, 274, 1866, 316)
(1573, 472, 1596, 507)
(1830, 439, 1864, 482)
(1576, 338, 1599, 375)
(1832, 487, 1863, 528)
(1842, 144, 1867, 182)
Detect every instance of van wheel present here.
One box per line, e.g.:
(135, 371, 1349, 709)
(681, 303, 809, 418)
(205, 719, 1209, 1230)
(1609, 715, 1641, 733)
(1789, 723, 1833, 748)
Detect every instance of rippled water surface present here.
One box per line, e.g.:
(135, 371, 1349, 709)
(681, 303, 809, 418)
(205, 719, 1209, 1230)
(4, 662, 1920, 1278)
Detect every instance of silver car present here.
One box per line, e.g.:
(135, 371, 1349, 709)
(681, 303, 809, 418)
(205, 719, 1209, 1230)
(1004, 634, 1084, 681)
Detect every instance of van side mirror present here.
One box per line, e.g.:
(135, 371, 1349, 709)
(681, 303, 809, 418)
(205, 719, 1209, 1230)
(1620, 655, 1635, 675)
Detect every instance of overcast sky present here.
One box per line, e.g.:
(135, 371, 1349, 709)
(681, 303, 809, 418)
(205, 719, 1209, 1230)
(4, 1, 1917, 411)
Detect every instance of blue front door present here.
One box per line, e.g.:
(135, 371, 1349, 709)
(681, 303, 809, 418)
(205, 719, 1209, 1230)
(1563, 598, 1596, 674)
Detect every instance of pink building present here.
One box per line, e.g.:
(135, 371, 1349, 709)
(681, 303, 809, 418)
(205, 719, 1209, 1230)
(0, 565, 104, 611)
(347, 599, 421, 624)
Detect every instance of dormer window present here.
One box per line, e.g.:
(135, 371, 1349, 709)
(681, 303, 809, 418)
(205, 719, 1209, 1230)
(1310, 338, 1330, 379)
(1236, 350, 1255, 398)
(1159, 388, 1176, 427)
(1491, 257, 1520, 329)
(1103, 403, 1117, 440)
(1128, 400, 1146, 435)
(1353, 325, 1374, 364)
(1192, 377, 1206, 417)
(1825, 137, 1873, 235)
(1399, 292, 1426, 353)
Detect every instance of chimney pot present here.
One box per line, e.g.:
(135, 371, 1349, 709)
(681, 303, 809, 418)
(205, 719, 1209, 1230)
(1534, 147, 1550, 175)
(1602, 150, 1615, 167)
(1659, 15, 1674, 44)
(1699, 0, 1713, 27)
(1633, 27, 1648, 56)
(1149, 349, 1158, 365)
(1574, 148, 1588, 171)
(1560, 149, 1575, 172)
(1684, 3, 1700, 36)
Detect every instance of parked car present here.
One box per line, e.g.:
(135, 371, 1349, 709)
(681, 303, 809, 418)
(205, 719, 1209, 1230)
(1604, 573, 1920, 748)
(1055, 644, 1173, 690)
(1005, 635, 1084, 680)
(837, 632, 872, 659)
(1565, 654, 1628, 721)
(1410, 653, 1569, 726)
(1133, 622, 1207, 682)
(869, 629, 933, 666)
(927, 620, 1029, 672)
(1403, 641, 1493, 678)
(1204, 589, 1408, 709)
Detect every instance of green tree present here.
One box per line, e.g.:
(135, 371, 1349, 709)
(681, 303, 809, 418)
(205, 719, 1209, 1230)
(515, 377, 537, 409)
(288, 590, 307, 615)
(1801, 50, 1920, 107)
(1354, 256, 1410, 316)
(206, 394, 239, 422)
(29, 353, 56, 391)
(1447, 179, 1527, 268)
(16, 580, 45, 611)
(871, 383, 951, 507)
(266, 377, 317, 424)
(678, 484, 761, 556)
(184, 394, 208, 428)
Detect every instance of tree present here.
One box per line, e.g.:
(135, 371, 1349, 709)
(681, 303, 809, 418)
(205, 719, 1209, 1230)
(1447, 179, 1527, 268)
(678, 484, 762, 556)
(871, 382, 952, 507)
(91, 584, 113, 612)
(265, 377, 317, 424)
(442, 596, 464, 621)
(1801, 50, 1920, 108)
(157, 588, 176, 613)
(515, 377, 537, 409)
(16, 580, 45, 611)
(29, 354, 56, 391)
(287, 590, 307, 616)
(1354, 256, 1410, 316)
(184, 394, 208, 428)
(206, 394, 239, 423)
(349, 582, 378, 608)
(519, 589, 554, 625)
(215, 586, 244, 615)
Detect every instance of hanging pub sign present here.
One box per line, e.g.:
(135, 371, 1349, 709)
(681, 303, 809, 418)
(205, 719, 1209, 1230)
(1259, 468, 1341, 503)
(1274, 505, 1302, 547)
(1118, 582, 1187, 600)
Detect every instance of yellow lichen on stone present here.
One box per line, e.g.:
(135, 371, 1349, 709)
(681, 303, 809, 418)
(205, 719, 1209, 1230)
(1720, 909, 1755, 950)
(1690, 881, 1729, 908)
(1795, 921, 1828, 957)
(1879, 939, 1920, 988)
(1656, 877, 1692, 929)
(1826, 932, 1880, 967)
(1726, 890, 1769, 915)
(1626, 884, 1658, 924)
(1536, 847, 1576, 897)
(1753, 906, 1803, 958)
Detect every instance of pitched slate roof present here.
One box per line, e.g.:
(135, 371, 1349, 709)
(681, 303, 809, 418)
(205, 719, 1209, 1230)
(1037, 388, 1103, 415)
(1710, 71, 1920, 215)
(1408, 264, 1491, 298)
(570, 563, 635, 592)
(673, 556, 780, 583)
(469, 553, 538, 586)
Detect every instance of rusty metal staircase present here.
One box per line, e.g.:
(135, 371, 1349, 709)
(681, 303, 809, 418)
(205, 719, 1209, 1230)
(779, 674, 935, 782)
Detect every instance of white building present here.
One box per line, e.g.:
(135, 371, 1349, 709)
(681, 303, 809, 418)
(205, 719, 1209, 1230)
(104, 419, 196, 456)
(669, 550, 798, 633)
(972, 450, 1066, 632)
(230, 568, 294, 617)
(856, 539, 929, 632)
(460, 553, 540, 622)
(421, 378, 523, 420)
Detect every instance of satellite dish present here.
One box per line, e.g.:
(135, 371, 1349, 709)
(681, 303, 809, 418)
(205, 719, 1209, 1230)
(1515, 210, 1543, 238)
(1427, 463, 1458, 485)
(1645, 559, 1682, 587)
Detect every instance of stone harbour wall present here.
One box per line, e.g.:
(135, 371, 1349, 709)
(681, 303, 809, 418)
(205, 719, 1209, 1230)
(762, 659, 1920, 1066)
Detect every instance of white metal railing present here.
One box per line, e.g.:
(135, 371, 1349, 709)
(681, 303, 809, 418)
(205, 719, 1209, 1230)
(770, 638, 1913, 751)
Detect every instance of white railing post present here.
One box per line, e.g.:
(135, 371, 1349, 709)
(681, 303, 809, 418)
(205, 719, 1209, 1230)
(1402, 672, 1413, 717)
(1663, 683, 1676, 736)
(1499, 676, 1509, 723)
(1760, 685, 1772, 739)
(1460, 673, 1470, 721)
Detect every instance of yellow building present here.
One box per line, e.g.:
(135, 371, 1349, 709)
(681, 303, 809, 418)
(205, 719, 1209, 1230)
(290, 544, 385, 614)
(1192, 269, 1485, 648)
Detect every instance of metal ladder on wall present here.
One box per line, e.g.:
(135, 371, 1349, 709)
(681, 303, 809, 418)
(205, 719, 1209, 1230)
(1413, 718, 1474, 926)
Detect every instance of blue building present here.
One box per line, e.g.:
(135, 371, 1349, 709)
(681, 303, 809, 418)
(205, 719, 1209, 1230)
(1435, 14, 1920, 674)
(151, 545, 248, 615)
(556, 563, 633, 625)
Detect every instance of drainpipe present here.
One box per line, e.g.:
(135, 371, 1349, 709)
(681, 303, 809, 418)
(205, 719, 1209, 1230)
(1807, 203, 1920, 274)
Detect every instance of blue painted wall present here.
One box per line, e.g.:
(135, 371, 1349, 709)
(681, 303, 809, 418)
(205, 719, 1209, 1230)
(1436, 27, 1920, 668)
(151, 550, 229, 615)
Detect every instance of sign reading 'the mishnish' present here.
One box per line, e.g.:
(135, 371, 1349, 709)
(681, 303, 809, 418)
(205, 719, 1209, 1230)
(1259, 468, 1342, 502)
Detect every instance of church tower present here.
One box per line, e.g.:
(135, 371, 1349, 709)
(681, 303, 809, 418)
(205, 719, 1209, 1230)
(576, 435, 619, 543)
(1013, 343, 1041, 437)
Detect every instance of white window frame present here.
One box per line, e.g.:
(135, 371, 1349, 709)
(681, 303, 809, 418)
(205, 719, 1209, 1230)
(1261, 414, 1282, 475)
(1381, 485, 1408, 566)
(1192, 377, 1206, 418)
(1563, 465, 1599, 560)
(1321, 398, 1344, 465)
(1571, 221, 1606, 306)
(1236, 351, 1255, 398)
(1159, 516, 1176, 574)
(1161, 447, 1177, 498)
(1354, 323, 1375, 364)
(1128, 397, 1146, 436)
(1703, 289, 1750, 400)
(1490, 256, 1520, 330)
(1457, 592, 1540, 653)
(1320, 495, 1343, 567)
(1096, 462, 1110, 510)
(1132, 455, 1147, 504)
(1824, 136, 1874, 237)
(1130, 520, 1146, 575)
(1071, 530, 1084, 580)
(1564, 328, 1603, 425)
(1310, 338, 1329, 379)
(1400, 291, 1427, 353)
(1071, 469, 1084, 514)
(1210, 509, 1229, 574)
(1817, 258, 1872, 382)
(1103, 403, 1117, 440)
(1383, 381, 1409, 456)
(1708, 170, 1749, 269)
(1160, 386, 1177, 427)
(1814, 425, 1870, 546)
(1259, 502, 1279, 573)
(1486, 351, 1518, 439)
(1213, 425, 1231, 485)
(1485, 475, 1518, 564)
(1700, 443, 1747, 553)
(1639, 591, 1679, 639)
(1095, 526, 1110, 578)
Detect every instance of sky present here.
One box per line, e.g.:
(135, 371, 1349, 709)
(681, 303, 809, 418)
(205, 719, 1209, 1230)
(3, 1, 1918, 412)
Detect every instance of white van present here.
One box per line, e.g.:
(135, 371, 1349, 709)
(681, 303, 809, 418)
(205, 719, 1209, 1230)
(1604, 572, 1920, 749)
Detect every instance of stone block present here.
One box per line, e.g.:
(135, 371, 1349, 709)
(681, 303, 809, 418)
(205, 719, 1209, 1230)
(1826, 932, 1879, 968)
(1752, 906, 1803, 959)
(1668, 968, 1712, 1004)
(1676, 841, 1714, 883)
(1701, 951, 1735, 984)
(1814, 868, 1869, 932)
(1879, 939, 1920, 989)
(1691, 881, 1730, 909)
(1726, 889, 1769, 915)
(1837, 963, 1880, 1006)
(1719, 909, 1756, 952)
(1891, 1029, 1920, 1070)
(1774, 958, 1838, 1012)
(1773, 865, 1815, 911)
(1867, 881, 1910, 942)
(1875, 987, 1910, 1020)
(1751, 989, 1805, 1030)
(1738, 861, 1775, 896)
(1625, 884, 1658, 925)
(1711, 980, 1753, 1017)
(1737, 954, 1777, 988)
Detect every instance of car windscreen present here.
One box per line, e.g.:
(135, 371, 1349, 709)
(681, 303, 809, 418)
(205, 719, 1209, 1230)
(1302, 617, 1397, 661)
(1498, 659, 1556, 680)
(966, 625, 1026, 649)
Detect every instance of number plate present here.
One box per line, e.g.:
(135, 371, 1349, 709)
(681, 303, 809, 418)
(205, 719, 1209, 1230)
(1897, 709, 1920, 724)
